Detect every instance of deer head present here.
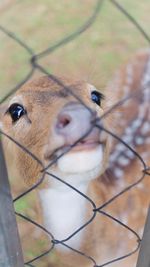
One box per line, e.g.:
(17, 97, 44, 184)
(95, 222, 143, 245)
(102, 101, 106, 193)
(0, 76, 110, 189)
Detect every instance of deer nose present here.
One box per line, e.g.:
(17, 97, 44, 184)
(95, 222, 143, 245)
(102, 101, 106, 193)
(55, 103, 96, 144)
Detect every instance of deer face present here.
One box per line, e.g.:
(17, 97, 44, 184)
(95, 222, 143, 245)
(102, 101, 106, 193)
(0, 76, 109, 188)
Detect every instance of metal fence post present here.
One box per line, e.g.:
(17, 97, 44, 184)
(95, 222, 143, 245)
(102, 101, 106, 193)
(0, 140, 24, 267)
(136, 206, 150, 267)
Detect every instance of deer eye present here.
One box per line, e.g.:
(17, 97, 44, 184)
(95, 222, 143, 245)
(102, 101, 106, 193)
(91, 91, 104, 106)
(8, 103, 26, 122)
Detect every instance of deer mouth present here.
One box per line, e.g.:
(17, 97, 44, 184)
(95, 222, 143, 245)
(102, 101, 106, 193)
(63, 139, 104, 153)
(44, 128, 107, 163)
(44, 129, 107, 175)
(55, 128, 107, 156)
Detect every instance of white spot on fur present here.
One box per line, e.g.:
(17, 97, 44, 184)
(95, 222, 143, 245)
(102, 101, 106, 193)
(135, 136, 144, 145)
(123, 134, 133, 143)
(141, 122, 150, 135)
(132, 118, 143, 129)
(125, 149, 135, 159)
(117, 144, 125, 152)
(114, 168, 124, 179)
(117, 156, 130, 166)
(126, 127, 133, 134)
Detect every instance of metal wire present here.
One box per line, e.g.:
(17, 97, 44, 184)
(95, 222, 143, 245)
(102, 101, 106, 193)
(0, 1, 149, 267)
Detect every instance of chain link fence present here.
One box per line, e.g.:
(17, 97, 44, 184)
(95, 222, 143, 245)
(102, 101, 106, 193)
(0, 0, 150, 266)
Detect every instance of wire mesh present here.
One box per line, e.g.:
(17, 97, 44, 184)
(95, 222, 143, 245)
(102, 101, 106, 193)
(0, 1, 149, 267)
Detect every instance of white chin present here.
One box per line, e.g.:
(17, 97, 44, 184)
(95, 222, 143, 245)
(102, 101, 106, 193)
(57, 145, 103, 174)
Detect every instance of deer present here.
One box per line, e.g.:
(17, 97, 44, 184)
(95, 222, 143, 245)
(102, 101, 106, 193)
(0, 49, 149, 267)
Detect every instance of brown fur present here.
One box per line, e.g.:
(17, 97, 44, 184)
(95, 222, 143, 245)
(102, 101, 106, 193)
(0, 51, 149, 267)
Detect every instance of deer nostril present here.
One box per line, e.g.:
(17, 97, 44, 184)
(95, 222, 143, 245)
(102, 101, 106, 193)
(57, 114, 72, 129)
(55, 103, 94, 138)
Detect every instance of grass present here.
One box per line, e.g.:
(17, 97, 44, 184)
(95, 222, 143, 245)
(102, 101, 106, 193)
(0, 0, 150, 265)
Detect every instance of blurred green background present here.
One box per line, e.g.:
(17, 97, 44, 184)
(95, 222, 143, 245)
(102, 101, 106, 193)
(0, 0, 150, 265)
(0, 0, 150, 100)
